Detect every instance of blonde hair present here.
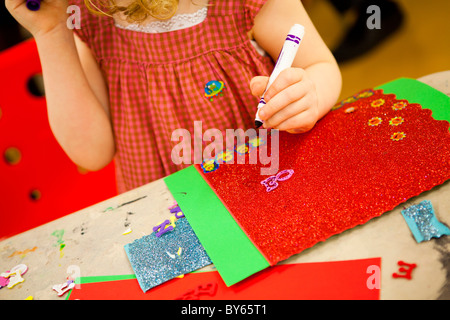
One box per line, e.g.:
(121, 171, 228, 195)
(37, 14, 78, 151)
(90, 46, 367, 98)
(85, 0, 180, 23)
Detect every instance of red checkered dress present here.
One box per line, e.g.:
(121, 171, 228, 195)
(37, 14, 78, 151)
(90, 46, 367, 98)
(72, 0, 274, 193)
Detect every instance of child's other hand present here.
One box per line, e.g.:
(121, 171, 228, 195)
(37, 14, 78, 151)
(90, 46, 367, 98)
(6, 0, 69, 39)
(250, 68, 320, 134)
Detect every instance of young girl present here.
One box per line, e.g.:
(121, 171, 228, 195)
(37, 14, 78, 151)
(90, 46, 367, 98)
(6, 0, 341, 193)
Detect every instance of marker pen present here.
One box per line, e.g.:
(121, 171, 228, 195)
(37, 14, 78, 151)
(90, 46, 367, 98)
(254, 24, 305, 128)
(26, 0, 41, 11)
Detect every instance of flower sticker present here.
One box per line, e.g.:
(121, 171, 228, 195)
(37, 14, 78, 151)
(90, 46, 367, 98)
(368, 117, 383, 126)
(391, 132, 406, 141)
(332, 89, 375, 111)
(216, 150, 234, 163)
(389, 117, 404, 126)
(248, 136, 266, 148)
(344, 106, 357, 114)
(355, 89, 375, 99)
(371, 99, 385, 108)
(235, 143, 249, 155)
(392, 101, 407, 111)
(201, 159, 219, 173)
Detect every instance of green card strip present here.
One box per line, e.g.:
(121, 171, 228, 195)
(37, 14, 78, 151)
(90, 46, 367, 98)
(376, 77, 450, 127)
(164, 166, 269, 286)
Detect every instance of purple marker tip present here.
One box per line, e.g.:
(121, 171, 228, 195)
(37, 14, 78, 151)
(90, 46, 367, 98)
(26, 0, 41, 11)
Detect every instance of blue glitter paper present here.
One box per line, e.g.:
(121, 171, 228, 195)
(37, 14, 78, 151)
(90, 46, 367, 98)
(124, 218, 212, 292)
(401, 200, 450, 243)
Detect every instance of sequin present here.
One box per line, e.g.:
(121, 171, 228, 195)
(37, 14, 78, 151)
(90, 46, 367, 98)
(235, 143, 249, 155)
(355, 89, 375, 99)
(124, 218, 212, 292)
(248, 136, 266, 148)
(401, 200, 450, 243)
(216, 150, 234, 163)
(201, 159, 219, 173)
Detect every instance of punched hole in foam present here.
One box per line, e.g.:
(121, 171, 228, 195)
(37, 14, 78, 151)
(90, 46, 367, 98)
(3, 147, 22, 165)
(26, 73, 45, 97)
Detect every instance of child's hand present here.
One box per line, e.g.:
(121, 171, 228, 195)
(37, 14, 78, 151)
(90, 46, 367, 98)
(6, 0, 69, 39)
(250, 68, 320, 133)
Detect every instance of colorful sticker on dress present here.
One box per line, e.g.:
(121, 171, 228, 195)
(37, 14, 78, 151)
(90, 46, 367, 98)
(204, 80, 225, 101)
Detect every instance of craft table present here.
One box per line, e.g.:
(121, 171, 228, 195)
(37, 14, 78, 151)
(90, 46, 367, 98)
(1, 72, 449, 300)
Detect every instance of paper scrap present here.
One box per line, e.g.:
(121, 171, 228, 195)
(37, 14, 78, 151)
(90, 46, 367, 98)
(401, 200, 450, 243)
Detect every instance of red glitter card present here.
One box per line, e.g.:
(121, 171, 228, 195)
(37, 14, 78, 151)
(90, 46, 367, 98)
(195, 89, 450, 266)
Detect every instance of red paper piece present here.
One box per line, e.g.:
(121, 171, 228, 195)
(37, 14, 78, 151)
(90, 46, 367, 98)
(0, 40, 117, 239)
(68, 258, 380, 300)
(196, 90, 450, 265)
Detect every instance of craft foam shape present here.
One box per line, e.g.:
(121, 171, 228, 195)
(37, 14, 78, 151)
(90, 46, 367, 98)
(0, 276, 9, 288)
(10, 264, 28, 275)
(52, 281, 75, 296)
(7, 270, 24, 289)
(1, 264, 28, 279)
(165, 78, 450, 286)
(401, 200, 450, 243)
(392, 261, 417, 280)
(122, 228, 132, 235)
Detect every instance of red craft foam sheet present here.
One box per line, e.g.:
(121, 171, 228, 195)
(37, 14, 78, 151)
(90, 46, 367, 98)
(196, 89, 450, 266)
(68, 258, 381, 300)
